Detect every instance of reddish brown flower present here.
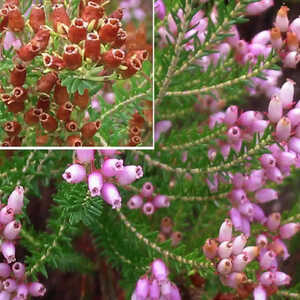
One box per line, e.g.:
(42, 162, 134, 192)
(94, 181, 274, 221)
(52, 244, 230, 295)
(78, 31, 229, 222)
(81, 120, 101, 139)
(3, 121, 21, 136)
(111, 28, 127, 48)
(120, 57, 142, 79)
(54, 81, 70, 105)
(67, 135, 83, 146)
(74, 89, 90, 109)
(110, 8, 123, 20)
(12, 87, 27, 102)
(0, 8, 9, 32)
(63, 45, 82, 70)
(10, 64, 26, 87)
(43, 53, 65, 70)
(65, 120, 78, 132)
(68, 18, 87, 44)
(31, 27, 50, 52)
(8, 5, 24, 32)
(56, 102, 73, 121)
(99, 18, 120, 43)
(102, 49, 125, 68)
(37, 94, 51, 112)
(37, 72, 58, 93)
(17, 43, 40, 61)
(129, 135, 142, 146)
(85, 32, 101, 62)
(6, 99, 25, 114)
(39, 113, 58, 132)
(24, 108, 43, 125)
(81, 1, 104, 24)
(51, 3, 71, 32)
(29, 4, 46, 33)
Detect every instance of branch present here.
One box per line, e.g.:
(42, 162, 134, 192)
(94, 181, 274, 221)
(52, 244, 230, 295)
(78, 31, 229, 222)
(155, 0, 192, 105)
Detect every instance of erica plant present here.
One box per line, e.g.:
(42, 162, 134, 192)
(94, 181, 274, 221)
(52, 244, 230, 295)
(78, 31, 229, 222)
(0, 0, 153, 147)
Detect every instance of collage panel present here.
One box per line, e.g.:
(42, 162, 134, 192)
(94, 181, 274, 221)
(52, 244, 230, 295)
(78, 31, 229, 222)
(0, 0, 153, 148)
(0, 0, 300, 300)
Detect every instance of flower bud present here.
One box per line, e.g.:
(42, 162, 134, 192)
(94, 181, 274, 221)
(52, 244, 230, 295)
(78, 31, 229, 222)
(116, 165, 143, 185)
(120, 56, 142, 78)
(232, 234, 247, 255)
(241, 217, 250, 237)
(259, 154, 276, 169)
(101, 183, 122, 209)
(218, 219, 232, 242)
(88, 171, 103, 197)
(141, 182, 154, 198)
(76, 150, 94, 163)
(16, 283, 28, 300)
(279, 79, 295, 109)
(224, 105, 238, 125)
(30, 4, 45, 33)
(43, 54, 65, 70)
(0, 263, 11, 278)
(287, 32, 298, 51)
(98, 18, 120, 43)
(279, 223, 300, 239)
(31, 27, 50, 51)
(28, 282, 46, 297)
(266, 212, 281, 231)
(217, 258, 232, 275)
(253, 203, 267, 224)
(218, 241, 233, 258)
(85, 32, 101, 62)
(66, 135, 83, 146)
(37, 94, 50, 112)
(56, 101, 73, 121)
(17, 42, 40, 61)
(274, 271, 291, 286)
(37, 72, 58, 93)
(12, 86, 27, 102)
(127, 195, 143, 209)
(155, 0, 166, 20)
(3, 121, 21, 136)
(260, 271, 274, 286)
(243, 246, 259, 261)
(81, 120, 101, 139)
(63, 45, 82, 70)
(12, 262, 25, 279)
(111, 28, 127, 48)
(171, 231, 182, 247)
(8, 5, 24, 32)
(203, 238, 218, 259)
(68, 18, 87, 44)
(266, 167, 283, 184)
(3, 220, 21, 240)
(1, 241, 15, 263)
(135, 276, 149, 299)
(255, 188, 278, 203)
(6, 99, 24, 113)
(288, 137, 300, 153)
(149, 279, 160, 299)
(227, 126, 241, 142)
(74, 89, 90, 109)
(260, 250, 276, 270)
(51, 3, 71, 32)
(142, 202, 155, 215)
(283, 51, 300, 68)
(256, 234, 268, 248)
(65, 120, 78, 132)
(62, 164, 86, 183)
(153, 195, 169, 208)
(270, 27, 282, 49)
(3, 279, 16, 293)
(81, 1, 104, 24)
(54, 81, 70, 105)
(40, 113, 58, 132)
(0, 290, 11, 300)
(232, 253, 249, 272)
(10, 63, 26, 87)
(238, 110, 256, 127)
(275, 6, 289, 32)
(290, 17, 300, 40)
(103, 49, 125, 68)
(268, 95, 282, 123)
(101, 158, 123, 177)
(151, 259, 168, 281)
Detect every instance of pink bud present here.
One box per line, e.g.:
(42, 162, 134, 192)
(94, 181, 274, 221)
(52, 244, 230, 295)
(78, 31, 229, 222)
(252, 30, 270, 45)
(0, 206, 15, 225)
(12, 262, 25, 279)
(251, 119, 269, 134)
(209, 112, 225, 129)
(153, 195, 169, 208)
(260, 250, 276, 270)
(266, 212, 281, 231)
(99, 150, 118, 157)
(260, 271, 274, 286)
(232, 173, 244, 188)
(232, 234, 247, 255)
(3, 220, 21, 240)
(224, 272, 247, 289)
(170, 283, 181, 300)
(88, 171, 103, 197)
(229, 208, 243, 231)
(253, 203, 267, 224)
(134, 275, 149, 298)
(0, 291, 11, 300)
(274, 271, 291, 286)
(283, 51, 300, 68)
(227, 126, 241, 142)
(268, 95, 282, 123)
(269, 238, 290, 260)
(141, 182, 154, 198)
(149, 279, 160, 299)
(161, 280, 171, 297)
(217, 258, 232, 275)
(154, 0, 166, 20)
(229, 189, 247, 205)
(101, 158, 123, 177)
(277, 151, 296, 168)
(62, 164, 86, 183)
(203, 239, 218, 259)
(279, 223, 300, 239)
(241, 217, 250, 237)
(238, 201, 254, 218)
(151, 259, 169, 281)
(127, 195, 143, 209)
(238, 111, 256, 127)
(218, 241, 233, 258)
(116, 165, 143, 185)
(255, 188, 278, 203)
(287, 108, 300, 127)
(155, 120, 172, 141)
(1, 241, 16, 264)
(76, 150, 94, 163)
(276, 117, 291, 141)
(142, 202, 155, 215)
(275, 6, 289, 32)
(259, 154, 276, 169)
(0, 263, 11, 278)
(17, 283, 28, 300)
(243, 246, 259, 261)
(232, 253, 249, 272)
(28, 282, 46, 297)
(224, 105, 238, 125)
(3, 279, 16, 293)
(266, 167, 283, 184)
(288, 137, 300, 153)
(256, 234, 268, 248)
(244, 170, 265, 192)
(7, 186, 24, 214)
(101, 183, 122, 209)
(218, 219, 232, 242)
(290, 17, 300, 40)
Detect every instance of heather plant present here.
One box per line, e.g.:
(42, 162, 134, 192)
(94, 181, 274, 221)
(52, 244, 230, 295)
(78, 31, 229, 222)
(0, 0, 153, 147)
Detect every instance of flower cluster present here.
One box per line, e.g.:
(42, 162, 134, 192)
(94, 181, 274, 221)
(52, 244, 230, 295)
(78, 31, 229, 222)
(63, 150, 143, 209)
(127, 182, 169, 215)
(204, 218, 298, 299)
(132, 259, 181, 300)
(157, 217, 182, 247)
(0, 186, 46, 299)
(0, 0, 149, 146)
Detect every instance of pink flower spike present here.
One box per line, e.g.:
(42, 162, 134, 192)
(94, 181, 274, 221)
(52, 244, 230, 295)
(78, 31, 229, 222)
(116, 165, 143, 185)
(28, 282, 46, 297)
(1, 241, 16, 264)
(142, 202, 155, 215)
(153, 195, 169, 208)
(279, 223, 300, 239)
(141, 182, 154, 198)
(274, 271, 291, 286)
(268, 95, 282, 123)
(62, 164, 86, 184)
(101, 158, 124, 177)
(276, 117, 291, 141)
(253, 285, 267, 300)
(76, 150, 94, 163)
(88, 171, 103, 197)
(101, 183, 122, 209)
(151, 259, 169, 281)
(127, 195, 143, 209)
(7, 186, 24, 214)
